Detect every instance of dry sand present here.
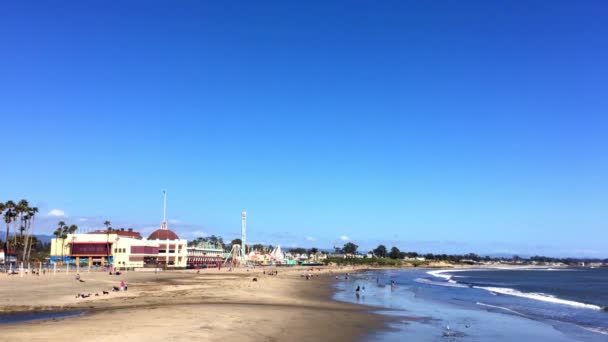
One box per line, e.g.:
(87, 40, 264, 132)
(0, 266, 385, 341)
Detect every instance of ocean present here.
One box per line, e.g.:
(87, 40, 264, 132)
(332, 267, 608, 341)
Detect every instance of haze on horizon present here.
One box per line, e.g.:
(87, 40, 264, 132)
(1, 1, 606, 258)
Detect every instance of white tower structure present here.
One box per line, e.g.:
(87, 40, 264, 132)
(161, 190, 168, 230)
(241, 211, 247, 258)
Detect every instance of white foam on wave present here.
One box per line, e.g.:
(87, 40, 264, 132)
(426, 269, 602, 311)
(474, 286, 602, 310)
(426, 269, 475, 284)
(476, 302, 531, 318)
(426, 269, 462, 281)
(580, 326, 608, 336)
(477, 303, 608, 337)
(415, 277, 470, 288)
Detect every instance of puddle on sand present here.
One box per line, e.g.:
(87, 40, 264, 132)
(0, 311, 84, 324)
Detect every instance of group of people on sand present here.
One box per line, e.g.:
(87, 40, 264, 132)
(6, 269, 46, 276)
(263, 270, 278, 276)
(75, 277, 128, 299)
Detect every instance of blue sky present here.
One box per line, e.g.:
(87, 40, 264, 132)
(1, 1, 607, 257)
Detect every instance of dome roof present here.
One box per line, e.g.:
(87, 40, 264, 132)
(148, 229, 180, 240)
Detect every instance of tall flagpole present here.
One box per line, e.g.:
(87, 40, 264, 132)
(241, 211, 247, 261)
(163, 191, 168, 268)
(162, 190, 167, 230)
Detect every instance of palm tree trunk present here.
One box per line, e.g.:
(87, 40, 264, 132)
(12, 220, 17, 265)
(107, 232, 110, 267)
(25, 218, 33, 263)
(22, 217, 28, 263)
(4, 223, 9, 268)
(23, 218, 32, 263)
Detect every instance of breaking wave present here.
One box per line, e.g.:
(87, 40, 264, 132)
(427, 269, 602, 311)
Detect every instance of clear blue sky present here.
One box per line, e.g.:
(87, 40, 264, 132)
(1, 1, 607, 257)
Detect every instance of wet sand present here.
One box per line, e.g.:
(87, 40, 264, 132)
(0, 266, 385, 341)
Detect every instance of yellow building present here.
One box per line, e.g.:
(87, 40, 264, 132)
(50, 227, 185, 269)
(146, 224, 188, 268)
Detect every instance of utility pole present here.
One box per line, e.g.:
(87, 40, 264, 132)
(241, 211, 247, 260)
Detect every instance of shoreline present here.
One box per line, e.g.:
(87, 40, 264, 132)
(0, 266, 391, 341)
(0, 264, 542, 316)
(0, 264, 565, 341)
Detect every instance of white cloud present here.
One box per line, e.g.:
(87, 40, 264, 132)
(305, 236, 316, 242)
(78, 218, 88, 222)
(168, 219, 181, 224)
(47, 209, 66, 217)
(339, 235, 349, 241)
(185, 230, 208, 238)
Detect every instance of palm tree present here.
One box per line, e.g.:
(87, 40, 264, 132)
(24, 206, 38, 263)
(12, 200, 28, 263)
(21, 211, 31, 263)
(67, 224, 78, 264)
(0, 202, 5, 268)
(56, 221, 67, 265)
(53, 227, 62, 264)
(68, 224, 78, 234)
(3, 201, 16, 268)
(103, 220, 111, 266)
(16, 200, 28, 239)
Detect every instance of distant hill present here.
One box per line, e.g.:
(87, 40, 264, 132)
(483, 253, 532, 259)
(34, 234, 54, 243)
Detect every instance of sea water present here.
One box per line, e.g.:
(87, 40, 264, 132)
(0, 310, 83, 325)
(332, 268, 607, 342)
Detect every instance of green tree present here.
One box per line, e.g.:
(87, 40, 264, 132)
(290, 247, 307, 254)
(0, 202, 8, 268)
(23, 206, 38, 263)
(373, 245, 387, 258)
(16, 200, 28, 238)
(308, 247, 319, 255)
(252, 243, 264, 251)
(53, 225, 63, 264)
(68, 224, 78, 235)
(229, 238, 242, 251)
(389, 246, 401, 259)
(341, 242, 358, 255)
(3, 201, 17, 267)
(57, 221, 68, 264)
(103, 220, 111, 265)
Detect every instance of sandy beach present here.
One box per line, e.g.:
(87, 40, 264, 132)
(0, 266, 385, 342)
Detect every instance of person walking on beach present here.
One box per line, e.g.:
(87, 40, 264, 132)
(120, 280, 125, 291)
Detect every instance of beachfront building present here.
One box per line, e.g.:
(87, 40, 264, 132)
(113, 238, 160, 269)
(0, 249, 17, 267)
(147, 222, 188, 268)
(50, 225, 187, 269)
(186, 242, 225, 268)
(50, 228, 155, 267)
